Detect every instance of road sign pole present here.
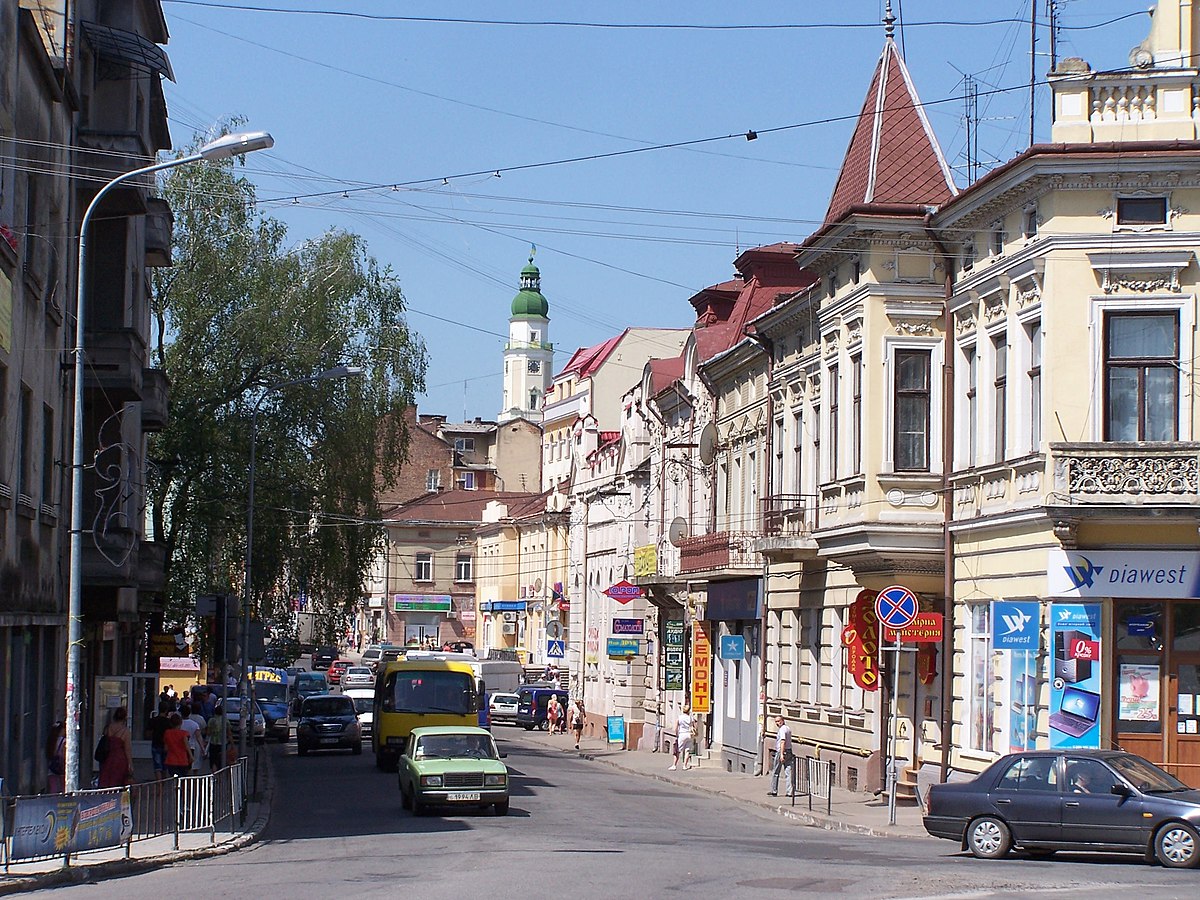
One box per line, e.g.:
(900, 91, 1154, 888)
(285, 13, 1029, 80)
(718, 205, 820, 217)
(888, 634, 901, 826)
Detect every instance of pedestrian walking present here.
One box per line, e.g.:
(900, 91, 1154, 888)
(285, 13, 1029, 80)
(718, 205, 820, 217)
(178, 702, 207, 772)
(163, 713, 192, 778)
(206, 703, 230, 771)
(46, 721, 66, 794)
(97, 706, 135, 788)
(546, 694, 562, 734)
(147, 700, 173, 780)
(767, 715, 794, 797)
(568, 699, 585, 749)
(670, 705, 695, 771)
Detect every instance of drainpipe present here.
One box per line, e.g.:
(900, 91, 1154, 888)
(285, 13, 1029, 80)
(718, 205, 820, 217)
(925, 218, 956, 784)
(745, 326, 774, 778)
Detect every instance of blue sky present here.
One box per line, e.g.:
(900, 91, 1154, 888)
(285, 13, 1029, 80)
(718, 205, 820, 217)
(160, 0, 1150, 420)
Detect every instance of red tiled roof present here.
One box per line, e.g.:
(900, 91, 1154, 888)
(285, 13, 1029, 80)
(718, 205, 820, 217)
(384, 489, 534, 524)
(824, 38, 956, 226)
(558, 331, 626, 379)
(648, 356, 684, 395)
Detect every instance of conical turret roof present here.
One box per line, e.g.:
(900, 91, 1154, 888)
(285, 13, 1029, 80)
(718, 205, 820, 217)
(823, 35, 957, 226)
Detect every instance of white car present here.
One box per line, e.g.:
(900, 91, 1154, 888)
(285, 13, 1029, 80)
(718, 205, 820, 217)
(342, 688, 374, 737)
(341, 666, 374, 688)
(489, 692, 520, 724)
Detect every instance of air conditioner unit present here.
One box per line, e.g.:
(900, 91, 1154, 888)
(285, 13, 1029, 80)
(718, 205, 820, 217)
(503, 611, 517, 623)
(502, 623, 516, 634)
(444, 611, 457, 620)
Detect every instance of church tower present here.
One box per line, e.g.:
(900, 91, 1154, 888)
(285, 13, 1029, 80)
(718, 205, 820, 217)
(500, 250, 553, 423)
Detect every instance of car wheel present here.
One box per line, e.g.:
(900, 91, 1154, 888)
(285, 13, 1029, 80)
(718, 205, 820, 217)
(400, 784, 412, 811)
(352, 741, 363, 756)
(967, 816, 1011, 860)
(493, 800, 509, 816)
(1155, 822, 1200, 868)
(412, 795, 428, 816)
(297, 743, 308, 757)
(523, 724, 533, 731)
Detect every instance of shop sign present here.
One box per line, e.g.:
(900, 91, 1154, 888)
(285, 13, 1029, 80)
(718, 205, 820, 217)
(10, 792, 132, 861)
(633, 544, 657, 578)
(606, 637, 640, 657)
(1048, 548, 1200, 598)
(664, 620, 685, 646)
(1119, 663, 1160, 723)
(841, 590, 880, 692)
(612, 618, 644, 635)
(604, 580, 644, 604)
(585, 625, 600, 664)
(992, 601, 1040, 650)
(691, 621, 712, 713)
(719, 634, 746, 660)
(883, 611, 943, 643)
(1049, 603, 1102, 749)
(393, 594, 452, 612)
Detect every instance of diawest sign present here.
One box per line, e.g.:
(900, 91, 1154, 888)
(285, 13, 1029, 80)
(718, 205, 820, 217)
(1048, 549, 1200, 598)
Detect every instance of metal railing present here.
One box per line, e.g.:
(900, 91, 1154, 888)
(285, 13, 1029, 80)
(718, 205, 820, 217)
(2, 758, 248, 870)
(787, 755, 836, 815)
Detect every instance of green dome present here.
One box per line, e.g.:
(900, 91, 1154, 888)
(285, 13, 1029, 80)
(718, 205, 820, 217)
(511, 256, 549, 318)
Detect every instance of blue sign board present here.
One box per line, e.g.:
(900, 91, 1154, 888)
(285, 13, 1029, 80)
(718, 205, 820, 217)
(484, 600, 527, 612)
(719, 634, 746, 660)
(1127, 615, 1156, 636)
(546, 639, 565, 659)
(1049, 603, 1102, 749)
(606, 637, 640, 657)
(607, 715, 626, 746)
(612, 618, 645, 635)
(992, 601, 1040, 650)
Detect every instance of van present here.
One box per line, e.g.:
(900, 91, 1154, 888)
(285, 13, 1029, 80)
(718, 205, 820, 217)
(478, 659, 523, 695)
(516, 685, 567, 731)
(289, 671, 329, 715)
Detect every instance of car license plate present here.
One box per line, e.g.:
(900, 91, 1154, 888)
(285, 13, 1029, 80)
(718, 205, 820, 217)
(319, 737, 338, 744)
(446, 792, 480, 802)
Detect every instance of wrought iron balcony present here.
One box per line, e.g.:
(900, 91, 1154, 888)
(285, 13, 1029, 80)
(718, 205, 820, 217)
(761, 493, 818, 536)
(678, 531, 761, 575)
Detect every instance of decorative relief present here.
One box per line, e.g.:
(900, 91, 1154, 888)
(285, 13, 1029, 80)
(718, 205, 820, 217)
(955, 309, 978, 335)
(885, 489, 938, 508)
(1101, 270, 1180, 293)
(1098, 207, 1115, 219)
(894, 320, 933, 336)
(881, 259, 897, 271)
(1063, 454, 1198, 495)
(846, 321, 863, 345)
(1171, 205, 1189, 220)
(1016, 285, 1041, 308)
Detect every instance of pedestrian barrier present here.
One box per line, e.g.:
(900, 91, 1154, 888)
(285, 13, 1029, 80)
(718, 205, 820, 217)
(1, 758, 248, 871)
(788, 756, 836, 816)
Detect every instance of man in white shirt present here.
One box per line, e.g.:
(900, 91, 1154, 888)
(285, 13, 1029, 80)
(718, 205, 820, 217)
(179, 702, 207, 772)
(768, 715, 794, 797)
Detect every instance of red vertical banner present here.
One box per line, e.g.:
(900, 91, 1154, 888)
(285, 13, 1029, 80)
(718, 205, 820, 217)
(691, 621, 711, 713)
(842, 589, 881, 692)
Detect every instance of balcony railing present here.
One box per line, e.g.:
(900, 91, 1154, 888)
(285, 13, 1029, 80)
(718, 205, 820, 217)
(678, 531, 761, 574)
(762, 493, 818, 536)
(1051, 442, 1200, 504)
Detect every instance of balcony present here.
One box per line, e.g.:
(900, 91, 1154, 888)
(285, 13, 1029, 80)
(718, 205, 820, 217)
(75, 130, 153, 215)
(85, 328, 147, 403)
(678, 531, 762, 575)
(144, 198, 173, 267)
(140, 368, 169, 431)
(755, 493, 820, 559)
(1051, 442, 1200, 507)
(137, 540, 167, 594)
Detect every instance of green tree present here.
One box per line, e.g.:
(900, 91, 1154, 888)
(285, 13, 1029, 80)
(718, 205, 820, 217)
(149, 132, 426, 640)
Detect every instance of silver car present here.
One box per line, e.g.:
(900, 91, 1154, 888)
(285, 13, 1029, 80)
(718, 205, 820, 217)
(341, 666, 374, 689)
(224, 697, 267, 744)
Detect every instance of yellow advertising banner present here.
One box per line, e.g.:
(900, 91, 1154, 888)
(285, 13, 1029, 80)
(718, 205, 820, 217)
(633, 544, 657, 578)
(691, 620, 711, 713)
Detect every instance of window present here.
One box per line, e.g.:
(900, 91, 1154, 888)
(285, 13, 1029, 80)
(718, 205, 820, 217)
(993, 334, 1007, 461)
(529, 388, 540, 409)
(828, 363, 839, 480)
(961, 240, 975, 273)
(0, 364, 7, 483)
(414, 553, 433, 582)
(42, 404, 54, 505)
(1116, 196, 1167, 227)
(967, 603, 995, 753)
(851, 255, 862, 284)
(773, 417, 784, 494)
(426, 469, 441, 491)
(801, 607, 822, 704)
(893, 350, 931, 471)
(455, 554, 473, 582)
(1027, 321, 1042, 452)
(17, 387, 32, 498)
(457, 471, 477, 490)
(964, 344, 978, 466)
(1105, 312, 1179, 441)
(454, 437, 475, 453)
(990, 224, 1006, 256)
(851, 355, 862, 475)
(1022, 205, 1038, 238)
(530, 329, 540, 344)
(527, 360, 541, 374)
(997, 755, 1056, 792)
(791, 410, 803, 493)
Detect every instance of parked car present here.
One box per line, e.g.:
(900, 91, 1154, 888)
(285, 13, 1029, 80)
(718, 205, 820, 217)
(516, 685, 565, 731)
(223, 697, 267, 744)
(923, 749, 1200, 868)
(311, 646, 337, 671)
(295, 694, 363, 756)
(360, 646, 384, 673)
(328, 659, 353, 686)
(489, 692, 520, 725)
(342, 688, 374, 738)
(398, 726, 509, 815)
(342, 666, 374, 689)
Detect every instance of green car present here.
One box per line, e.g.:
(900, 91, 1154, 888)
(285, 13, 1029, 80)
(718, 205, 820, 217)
(398, 726, 510, 816)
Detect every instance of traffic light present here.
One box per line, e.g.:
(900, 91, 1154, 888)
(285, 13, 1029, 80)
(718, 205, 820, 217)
(212, 594, 241, 663)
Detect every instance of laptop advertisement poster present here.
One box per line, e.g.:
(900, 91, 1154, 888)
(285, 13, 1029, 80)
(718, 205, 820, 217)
(1049, 603, 1102, 748)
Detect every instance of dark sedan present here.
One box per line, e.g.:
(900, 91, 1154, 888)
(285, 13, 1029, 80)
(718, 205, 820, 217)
(924, 749, 1200, 868)
(295, 694, 362, 756)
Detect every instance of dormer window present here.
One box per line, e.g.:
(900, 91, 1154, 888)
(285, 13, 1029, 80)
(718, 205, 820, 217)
(1022, 206, 1038, 239)
(1116, 196, 1168, 227)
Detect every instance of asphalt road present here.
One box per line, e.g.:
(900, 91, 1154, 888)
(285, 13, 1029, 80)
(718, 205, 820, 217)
(50, 729, 1199, 900)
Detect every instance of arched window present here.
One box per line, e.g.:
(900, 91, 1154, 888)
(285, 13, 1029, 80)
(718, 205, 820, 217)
(530, 388, 541, 409)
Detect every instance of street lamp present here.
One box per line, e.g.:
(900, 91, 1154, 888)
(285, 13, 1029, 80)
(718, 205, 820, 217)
(64, 131, 273, 791)
(239, 365, 365, 760)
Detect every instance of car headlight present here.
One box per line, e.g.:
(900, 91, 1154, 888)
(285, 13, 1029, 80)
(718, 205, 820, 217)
(484, 774, 507, 787)
(420, 775, 443, 788)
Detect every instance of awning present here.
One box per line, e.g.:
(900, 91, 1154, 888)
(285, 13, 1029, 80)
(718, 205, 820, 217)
(82, 21, 175, 81)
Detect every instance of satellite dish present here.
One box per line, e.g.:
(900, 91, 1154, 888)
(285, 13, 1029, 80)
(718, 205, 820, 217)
(698, 422, 718, 466)
(534, 577, 543, 592)
(669, 517, 690, 547)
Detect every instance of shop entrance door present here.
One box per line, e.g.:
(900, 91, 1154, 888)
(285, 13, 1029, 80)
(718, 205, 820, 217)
(1167, 660, 1200, 787)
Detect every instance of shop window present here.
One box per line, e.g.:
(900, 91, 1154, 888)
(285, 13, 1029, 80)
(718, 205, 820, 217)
(1173, 604, 1200, 651)
(967, 603, 995, 753)
(1104, 312, 1178, 441)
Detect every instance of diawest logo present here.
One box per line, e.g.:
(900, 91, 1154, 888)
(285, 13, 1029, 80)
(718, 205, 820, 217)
(1001, 607, 1032, 636)
(1063, 555, 1103, 590)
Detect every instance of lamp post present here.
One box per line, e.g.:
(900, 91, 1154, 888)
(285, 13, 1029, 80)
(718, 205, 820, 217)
(64, 131, 273, 792)
(239, 365, 364, 761)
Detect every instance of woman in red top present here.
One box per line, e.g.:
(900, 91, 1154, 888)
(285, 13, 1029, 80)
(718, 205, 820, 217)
(97, 706, 135, 788)
(163, 713, 193, 777)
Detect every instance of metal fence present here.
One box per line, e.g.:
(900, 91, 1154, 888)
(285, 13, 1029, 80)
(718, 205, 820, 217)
(2, 758, 248, 870)
(788, 756, 836, 815)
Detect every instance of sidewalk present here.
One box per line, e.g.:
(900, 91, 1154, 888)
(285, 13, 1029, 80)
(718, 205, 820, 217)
(0, 755, 272, 896)
(512, 725, 931, 840)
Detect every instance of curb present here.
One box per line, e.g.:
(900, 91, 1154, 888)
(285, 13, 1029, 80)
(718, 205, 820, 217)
(0, 755, 274, 896)
(568, 745, 926, 840)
